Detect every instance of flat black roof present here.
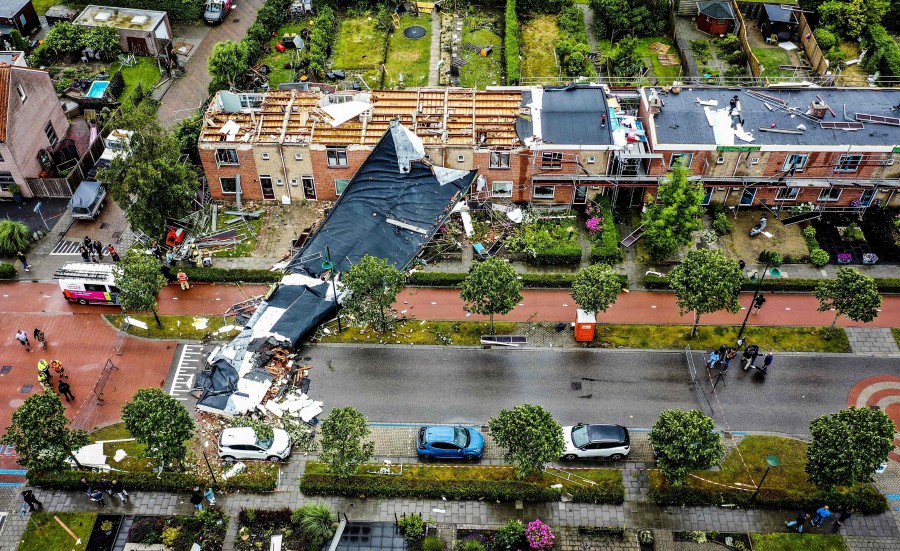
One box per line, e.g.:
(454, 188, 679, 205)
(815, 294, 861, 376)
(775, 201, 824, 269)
(649, 87, 900, 146)
(539, 85, 613, 146)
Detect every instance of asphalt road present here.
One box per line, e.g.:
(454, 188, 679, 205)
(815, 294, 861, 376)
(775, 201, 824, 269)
(306, 346, 897, 435)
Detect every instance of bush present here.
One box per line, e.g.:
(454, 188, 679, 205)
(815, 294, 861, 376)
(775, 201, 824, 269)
(588, 197, 623, 264)
(28, 467, 276, 493)
(643, 275, 900, 294)
(409, 271, 628, 289)
(810, 248, 830, 267)
(712, 213, 732, 236)
(505, 0, 520, 84)
(423, 536, 446, 551)
(0, 220, 32, 256)
(814, 28, 837, 51)
(398, 513, 427, 545)
(533, 245, 582, 265)
(802, 226, 816, 239)
(648, 470, 886, 514)
(757, 250, 782, 267)
(864, 25, 900, 80)
(0, 262, 16, 279)
(495, 520, 526, 550)
(127, 516, 165, 544)
(309, 5, 336, 75)
(180, 267, 283, 283)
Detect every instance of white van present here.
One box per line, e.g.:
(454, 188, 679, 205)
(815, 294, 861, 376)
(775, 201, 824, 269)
(55, 263, 121, 305)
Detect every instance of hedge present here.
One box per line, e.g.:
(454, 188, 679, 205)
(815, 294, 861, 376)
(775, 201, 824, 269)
(300, 472, 624, 504)
(91, 0, 204, 21)
(0, 262, 16, 279)
(864, 24, 900, 80)
(308, 5, 336, 75)
(644, 275, 900, 294)
(504, 0, 520, 85)
(28, 468, 276, 493)
(589, 197, 623, 264)
(648, 470, 886, 514)
(408, 271, 628, 289)
(532, 245, 582, 266)
(180, 267, 283, 284)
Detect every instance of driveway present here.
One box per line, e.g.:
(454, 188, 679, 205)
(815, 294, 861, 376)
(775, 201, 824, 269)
(158, 0, 266, 128)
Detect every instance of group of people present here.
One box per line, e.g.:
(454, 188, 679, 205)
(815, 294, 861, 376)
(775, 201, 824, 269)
(707, 344, 774, 375)
(78, 477, 129, 508)
(80, 235, 120, 264)
(37, 357, 73, 400)
(190, 487, 217, 512)
(149, 241, 192, 291)
(15, 328, 47, 352)
(786, 505, 854, 533)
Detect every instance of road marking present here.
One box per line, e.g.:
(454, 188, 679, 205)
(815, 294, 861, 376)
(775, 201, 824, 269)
(169, 344, 205, 400)
(49, 240, 84, 256)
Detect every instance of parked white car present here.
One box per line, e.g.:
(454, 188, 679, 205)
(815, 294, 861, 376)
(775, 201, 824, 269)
(561, 423, 631, 461)
(218, 427, 292, 462)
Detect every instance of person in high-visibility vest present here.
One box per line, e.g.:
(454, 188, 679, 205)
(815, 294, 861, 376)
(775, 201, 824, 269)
(177, 271, 190, 291)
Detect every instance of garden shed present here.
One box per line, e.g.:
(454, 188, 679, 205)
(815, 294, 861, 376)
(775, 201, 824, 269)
(0, 0, 40, 37)
(758, 3, 798, 41)
(696, 1, 735, 36)
(73, 5, 171, 56)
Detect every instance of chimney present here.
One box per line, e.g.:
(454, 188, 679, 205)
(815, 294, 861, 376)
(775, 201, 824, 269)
(810, 100, 829, 119)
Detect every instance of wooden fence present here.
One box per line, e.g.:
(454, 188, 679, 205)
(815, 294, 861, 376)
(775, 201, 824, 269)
(26, 130, 107, 198)
(732, 0, 763, 78)
(797, 12, 829, 77)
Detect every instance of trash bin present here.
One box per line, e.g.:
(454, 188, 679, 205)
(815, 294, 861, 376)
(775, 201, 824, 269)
(574, 309, 596, 342)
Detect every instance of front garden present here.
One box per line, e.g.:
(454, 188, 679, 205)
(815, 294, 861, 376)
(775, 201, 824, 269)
(19, 512, 96, 551)
(126, 509, 229, 551)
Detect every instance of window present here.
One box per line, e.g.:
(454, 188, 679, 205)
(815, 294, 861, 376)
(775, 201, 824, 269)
(750, 157, 760, 165)
(490, 151, 510, 168)
(261, 153, 270, 160)
(457, 155, 465, 163)
(782, 154, 808, 172)
(85, 284, 107, 292)
(220, 177, 237, 194)
(44, 121, 58, 146)
(541, 152, 563, 169)
(215, 149, 239, 166)
(533, 185, 555, 199)
(701, 188, 712, 206)
(835, 154, 862, 172)
(859, 189, 876, 207)
(740, 188, 756, 205)
(335, 179, 351, 195)
(327, 147, 349, 167)
(716, 157, 725, 165)
(818, 188, 842, 202)
(492, 181, 513, 197)
(294, 153, 303, 161)
(775, 187, 800, 200)
(0, 171, 13, 193)
(669, 153, 693, 169)
(587, 156, 596, 164)
(16, 83, 26, 103)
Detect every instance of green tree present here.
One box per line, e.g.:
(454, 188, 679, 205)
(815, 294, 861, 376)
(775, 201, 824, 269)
(649, 409, 723, 485)
(571, 263, 621, 314)
(208, 40, 250, 93)
(589, 0, 669, 39)
(122, 389, 194, 469)
(818, 0, 887, 38)
(460, 258, 523, 333)
(292, 503, 336, 549)
(318, 406, 374, 478)
(9, 29, 28, 52)
(114, 248, 168, 328)
(806, 407, 896, 489)
(814, 267, 882, 338)
(641, 161, 705, 260)
(172, 113, 204, 164)
(0, 219, 32, 256)
(1, 393, 88, 471)
(99, 115, 197, 239)
(609, 35, 645, 78)
(43, 21, 83, 55)
(488, 404, 565, 477)
(668, 249, 742, 337)
(341, 254, 405, 334)
(82, 26, 121, 57)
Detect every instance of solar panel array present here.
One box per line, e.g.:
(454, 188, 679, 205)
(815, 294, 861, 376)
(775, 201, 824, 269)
(855, 113, 900, 126)
(820, 122, 865, 130)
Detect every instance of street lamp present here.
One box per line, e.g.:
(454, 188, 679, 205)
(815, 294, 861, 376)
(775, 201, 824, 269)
(750, 454, 780, 504)
(321, 246, 342, 332)
(736, 257, 772, 344)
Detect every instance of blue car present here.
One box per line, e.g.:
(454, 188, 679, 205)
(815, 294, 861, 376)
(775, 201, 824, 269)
(417, 426, 485, 460)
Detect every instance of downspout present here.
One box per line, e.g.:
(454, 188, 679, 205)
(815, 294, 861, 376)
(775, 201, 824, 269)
(279, 143, 291, 202)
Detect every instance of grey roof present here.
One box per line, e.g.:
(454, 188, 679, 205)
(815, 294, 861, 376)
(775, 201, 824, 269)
(698, 1, 734, 20)
(763, 4, 797, 24)
(539, 85, 612, 145)
(649, 87, 900, 146)
(0, 0, 30, 16)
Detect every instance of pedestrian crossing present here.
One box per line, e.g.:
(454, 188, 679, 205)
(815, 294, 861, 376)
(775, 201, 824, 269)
(168, 344, 206, 401)
(50, 240, 84, 255)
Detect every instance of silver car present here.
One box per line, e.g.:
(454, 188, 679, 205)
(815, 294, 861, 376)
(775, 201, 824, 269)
(218, 427, 292, 462)
(561, 423, 630, 461)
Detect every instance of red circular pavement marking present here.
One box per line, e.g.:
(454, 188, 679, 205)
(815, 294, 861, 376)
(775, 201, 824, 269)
(848, 375, 900, 462)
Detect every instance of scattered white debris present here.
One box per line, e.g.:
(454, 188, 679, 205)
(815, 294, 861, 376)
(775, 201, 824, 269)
(113, 449, 128, 463)
(223, 462, 246, 480)
(192, 318, 209, 330)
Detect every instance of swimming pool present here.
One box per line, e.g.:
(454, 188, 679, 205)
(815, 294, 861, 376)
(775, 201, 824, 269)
(86, 81, 110, 99)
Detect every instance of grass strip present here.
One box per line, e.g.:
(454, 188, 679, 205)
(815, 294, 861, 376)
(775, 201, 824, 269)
(105, 314, 238, 341)
(89, 422, 152, 472)
(19, 512, 95, 551)
(751, 533, 847, 551)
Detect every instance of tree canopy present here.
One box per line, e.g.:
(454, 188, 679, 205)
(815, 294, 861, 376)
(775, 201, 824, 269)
(571, 263, 621, 314)
(641, 161, 705, 260)
(114, 248, 168, 327)
(806, 407, 895, 489)
(341, 254, 405, 334)
(668, 249, 742, 336)
(589, 0, 669, 39)
(814, 267, 882, 337)
(460, 258, 523, 332)
(649, 409, 723, 485)
(208, 40, 250, 94)
(318, 407, 374, 478)
(489, 404, 565, 477)
(122, 389, 195, 469)
(1, 393, 88, 471)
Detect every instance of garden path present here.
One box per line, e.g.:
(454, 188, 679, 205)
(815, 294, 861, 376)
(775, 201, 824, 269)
(428, 10, 442, 85)
(576, 4, 598, 53)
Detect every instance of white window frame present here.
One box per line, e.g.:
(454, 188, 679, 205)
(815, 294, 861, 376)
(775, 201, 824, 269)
(219, 176, 237, 195)
(261, 152, 270, 160)
(327, 148, 349, 167)
(492, 181, 513, 198)
(44, 121, 58, 146)
(835, 154, 862, 173)
(818, 188, 842, 202)
(16, 83, 26, 103)
(532, 185, 555, 200)
(457, 155, 465, 163)
(775, 187, 800, 201)
(215, 148, 239, 166)
(701, 188, 712, 206)
(540, 152, 563, 170)
(669, 153, 693, 169)
(783, 154, 808, 172)
(490, 151, 510, 169)
(294, 153, 303, 161)
(335, 178, 351, 196)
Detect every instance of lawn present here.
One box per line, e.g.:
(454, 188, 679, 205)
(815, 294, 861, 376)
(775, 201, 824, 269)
(893, 328, 900, 349)
(259, 20, 314, 88)
(32, 0, 82, 15)
(90, 422, 152, 472)
(837, 41, 868, 86)
(751, 533, 847, 551)
(319, 320, 519, 345)
(331, 14, 388, 86)
(105, 314, 239, 341)
(520, 15, 560, 81)
(459, 11, 504, 88)
(19, 512, 96, 551)
(753, 47, 795, 79)
(212, 213, 265, 257)
(383, 14, 432, 88)
(109, 56, 163, 102)
(598, 37, 681, 81)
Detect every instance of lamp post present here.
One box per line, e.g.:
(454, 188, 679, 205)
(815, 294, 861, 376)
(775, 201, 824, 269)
(750, 454, 780, 505)
(736, 257, 772, 345)
(322, 246, 342, 332)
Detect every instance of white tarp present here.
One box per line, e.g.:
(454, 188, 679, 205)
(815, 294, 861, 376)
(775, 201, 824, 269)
(322, 101, 373, 127)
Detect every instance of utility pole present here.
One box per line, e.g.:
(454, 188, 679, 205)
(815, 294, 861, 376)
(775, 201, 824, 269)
(737, 258, 772, 344)
(322, 246, 342, 332)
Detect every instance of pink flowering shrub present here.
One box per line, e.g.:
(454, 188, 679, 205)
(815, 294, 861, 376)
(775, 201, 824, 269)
(525, 520, 555, 551)
(585, 216, 604, 235)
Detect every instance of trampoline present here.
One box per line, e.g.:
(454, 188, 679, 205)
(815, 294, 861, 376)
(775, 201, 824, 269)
(403, 25, 427, 39)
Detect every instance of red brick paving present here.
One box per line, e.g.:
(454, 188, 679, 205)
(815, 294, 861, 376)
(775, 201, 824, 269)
(847, 375, 900, 461)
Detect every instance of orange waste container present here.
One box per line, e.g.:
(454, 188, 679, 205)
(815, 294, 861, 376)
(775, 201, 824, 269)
(574, 309, 597, 342)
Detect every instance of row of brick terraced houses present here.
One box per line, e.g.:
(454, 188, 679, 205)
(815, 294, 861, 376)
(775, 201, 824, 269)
(198, 85, 900, 211)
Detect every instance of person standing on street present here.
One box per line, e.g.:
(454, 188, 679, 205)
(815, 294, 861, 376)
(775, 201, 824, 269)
(761, 353, 774, 375)
(78, 478, 92, 496)
(723, 347, 736, 371)
(812, 505, 831, 527)
(21, 490, 42, 511)
(33, 328, 47, 349)
(16, 330, 31, 352)
(16, 250, 30, 272)
(190, 487, 204, 512)
(58, 380, 75, 402)
(753, 293, 767, 314)
(107, 244, 120, 263)
(835, 508, 854, 528)
(204, 487, 216, 506)
(80, 244, 90, 263)
(50, 359, 67, 379)
(706, 349, 720, 370)
(786, 511, 810, 533)
(93, 240, 104, 260)
(111, 479, 129, 501)
(90, 489, 107, 507)
(178, 271, 190, 291)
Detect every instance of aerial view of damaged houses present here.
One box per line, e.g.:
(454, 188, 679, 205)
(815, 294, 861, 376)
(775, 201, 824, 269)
(1, 0, 900, 550)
